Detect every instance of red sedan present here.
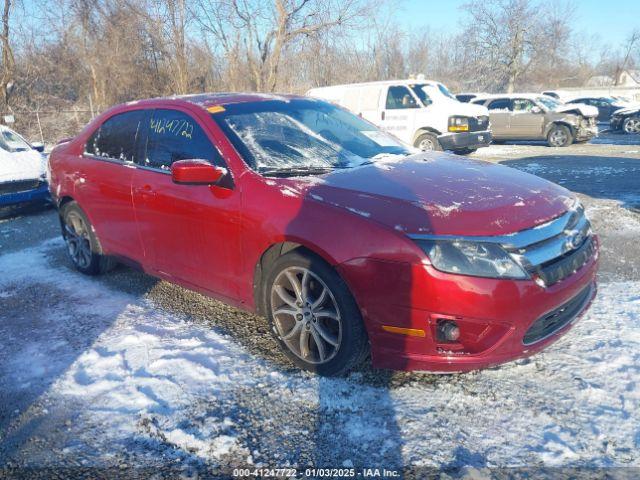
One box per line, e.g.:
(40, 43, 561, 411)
(48, 94, 598, 375)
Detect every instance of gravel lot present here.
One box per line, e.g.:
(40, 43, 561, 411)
(1, 131, 639, 478)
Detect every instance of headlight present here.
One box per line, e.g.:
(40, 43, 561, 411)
(416, 239, 528, 279)
(448, 116, 469, 132)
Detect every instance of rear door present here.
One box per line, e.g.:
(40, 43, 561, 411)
(131, 107, 242, 300)
(77, 109, 146, 261)
(510, 98, 546, 138)
(486, 98, 513, 138)
(379, 85, 419, 144)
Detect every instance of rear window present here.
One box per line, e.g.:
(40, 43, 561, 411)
(85, 110, 145, 162)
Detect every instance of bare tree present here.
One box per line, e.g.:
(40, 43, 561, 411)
(194, 0, 377, 91)
(0, 0, 15, 108)
(460, 0, 568, 92)
(613, 29, 640, 85)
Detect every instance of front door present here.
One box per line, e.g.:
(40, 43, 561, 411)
(379, 85, 419, 145)
(509, 98, 546, 138)
(131, 107, 242, 300)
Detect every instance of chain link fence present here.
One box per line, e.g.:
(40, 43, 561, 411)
(0, 109, 97, 148)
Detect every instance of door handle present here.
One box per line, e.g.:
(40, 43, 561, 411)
(381, 111, 385, 121)
(134, 185, 156, 198)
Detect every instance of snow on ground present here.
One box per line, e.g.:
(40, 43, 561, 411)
(1, 238, 639, 475)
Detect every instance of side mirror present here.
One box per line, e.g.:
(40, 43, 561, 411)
(31, 142, 45, 153)
(171, 159, 227, 185)
(531, 106, 543, 114)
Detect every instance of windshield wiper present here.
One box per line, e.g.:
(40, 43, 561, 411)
(258, 165, 336, 177)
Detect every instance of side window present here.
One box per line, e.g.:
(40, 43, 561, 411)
(143, 109, 223, 172)
(85, 110, 145, 162)
(386, 86, 418, 109)
(487, 99, 512, 112)
(512, 99, 537, 112)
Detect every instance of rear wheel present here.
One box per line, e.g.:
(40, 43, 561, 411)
(414, 132, 442, 151)
(265, 251, 369, 376)
(623, 117, 640, 134)
(60, 202, 114, 275)
(547, 124, 573, 147)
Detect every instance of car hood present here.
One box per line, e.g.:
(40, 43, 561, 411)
(554, 103, 598, 117)
(278, 154, 574, 236)
(614, 106, 640, 115)
(0, 149, 46, 183)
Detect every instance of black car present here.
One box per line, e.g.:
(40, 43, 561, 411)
(455, 93, 479, 103)
(610, 106, 640, 134)
(566, 97, 627, 123)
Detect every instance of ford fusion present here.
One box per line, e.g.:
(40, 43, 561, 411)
(48, 94, 598, 375)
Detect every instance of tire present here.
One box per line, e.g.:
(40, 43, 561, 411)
(264, 251, 369, 376)
(547, 124, 573, 147)
(454, 148, 477, 155)
(623, 117, 640, 134)
(60, 202, 115, 275)
(414, 132, 442, 151)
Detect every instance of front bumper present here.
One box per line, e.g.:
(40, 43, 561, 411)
(575, 124, 598, 141)
(0, 182, 50, 206)
(438, 130, 492, 151)
(338, 238, 599, 373)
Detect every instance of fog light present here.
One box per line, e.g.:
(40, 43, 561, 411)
(437, 320, 460, 342)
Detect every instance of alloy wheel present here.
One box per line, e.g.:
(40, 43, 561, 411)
(64, 212, 92, 269)
(549, 128, 568, 146)
(270, 266, 342, 365)
(418, 138, 435, 150)
(623, 118, 640, 134)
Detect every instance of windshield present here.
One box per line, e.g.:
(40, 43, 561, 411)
(437, 83, 457, 100)
(0, 128, 32, 152)
(213, 99, 411, 174)
(537, 96, 560, 110)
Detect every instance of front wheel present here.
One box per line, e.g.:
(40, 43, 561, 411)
(265, 251, 369, 376)
(623, 117, 640, 134)
(414, 132, 442, 151)
(547, 124, 573, 147)
(60, 202, 114, 275)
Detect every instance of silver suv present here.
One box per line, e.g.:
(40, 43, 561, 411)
(472, 94, 598, 147)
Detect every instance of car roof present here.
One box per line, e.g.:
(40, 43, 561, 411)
(473, 93, 545, 102)
(118, 92, 307, 111)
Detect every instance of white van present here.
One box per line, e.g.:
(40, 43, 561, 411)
(307, 79, 492, 154)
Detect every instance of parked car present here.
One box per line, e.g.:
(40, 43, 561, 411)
(565, 96, 628, 123)
(307, 79, 491, 154)
(541, 91, 560, 100)
(471, 94, 598, 147)
(610, 106, 640, 134)
(455, 93, 480, 103)
(48, 94, 598, 375)
(0, 125, 49, 207)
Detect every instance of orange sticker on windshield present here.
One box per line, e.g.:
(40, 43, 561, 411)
(207, 105, 226, 114)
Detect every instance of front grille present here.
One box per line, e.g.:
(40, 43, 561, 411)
(537, 237, 596, 286)
(468, 115, 490, 132)
(0, 179, 42, 195)
(506, 204, 595, 286)
(523, 284, 594, 345)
